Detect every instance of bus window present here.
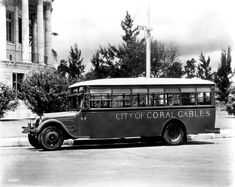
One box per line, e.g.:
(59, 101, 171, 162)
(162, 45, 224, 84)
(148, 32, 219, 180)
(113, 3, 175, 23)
(68, 94, 83, 110)
(133, 94, 148, 107)
(101, 94, 111, 108)
(181, 93, 196, 105)
(89, 94, 111, 108)
(71, 88, 78, 94)
(149, 94, 164, 106)
(112, 94, 131, 108)
(181, 88, 196, 105)
(112, 89, 131, 108)
(197, 92, 211, 105)
(89, 88, 112, 108)
(165, 88, 180, 106)
(149, 88, 164, 106)
(132, 88, 148, 107)
(90, 94, 101, 108)
(112, 95, 123, 108)
(166, 93, 180, 106)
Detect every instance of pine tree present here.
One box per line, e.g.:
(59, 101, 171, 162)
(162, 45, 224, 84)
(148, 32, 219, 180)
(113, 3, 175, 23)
(184, 58, 197, 78)
(121, 11, 139, 44)
(57, 44, 85, 81)
(197, 53, 213, 80)
(215, 47, 233, 103)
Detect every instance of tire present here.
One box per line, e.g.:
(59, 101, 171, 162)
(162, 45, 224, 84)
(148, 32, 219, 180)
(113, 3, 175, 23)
(28, 134, 42, 149)
(39, 126, 64, 151)
(163, 123, 185, 145)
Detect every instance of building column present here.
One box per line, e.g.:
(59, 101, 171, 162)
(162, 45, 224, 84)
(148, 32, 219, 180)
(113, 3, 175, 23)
(14, 0, 19, 62)
(22, 0, 30, 62)
(37, 0, 44, 64)
(32, 15, 37, 63)
(45, 2, 52, 65)
(0, 0, 7, 61)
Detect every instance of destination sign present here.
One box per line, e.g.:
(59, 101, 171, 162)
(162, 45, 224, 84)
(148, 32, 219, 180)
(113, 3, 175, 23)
(116, 109, 211, 120)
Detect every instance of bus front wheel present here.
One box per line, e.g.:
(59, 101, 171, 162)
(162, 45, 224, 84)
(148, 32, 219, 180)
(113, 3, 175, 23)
(28, 134, 42, 149)
(163, 123, 185, 145)
(39, 126, 64, 151)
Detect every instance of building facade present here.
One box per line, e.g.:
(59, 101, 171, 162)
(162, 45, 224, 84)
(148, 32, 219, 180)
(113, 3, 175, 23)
(0, 0, 54, 91)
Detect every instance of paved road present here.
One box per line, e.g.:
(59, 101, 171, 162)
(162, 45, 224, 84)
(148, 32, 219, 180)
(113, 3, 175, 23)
(0, 138, 234, 187)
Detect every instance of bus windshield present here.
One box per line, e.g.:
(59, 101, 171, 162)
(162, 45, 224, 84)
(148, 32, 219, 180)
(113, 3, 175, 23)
(68, 87, 85, 110)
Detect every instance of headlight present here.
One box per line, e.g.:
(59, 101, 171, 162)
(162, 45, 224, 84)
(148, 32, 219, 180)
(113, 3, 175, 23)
(34, 116, 43, 127)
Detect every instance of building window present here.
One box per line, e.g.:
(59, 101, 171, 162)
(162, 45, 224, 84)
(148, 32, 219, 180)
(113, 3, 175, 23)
(6, 11, 14, 43)
(13, 73, 24, 97)
(18, 17, 22, 43)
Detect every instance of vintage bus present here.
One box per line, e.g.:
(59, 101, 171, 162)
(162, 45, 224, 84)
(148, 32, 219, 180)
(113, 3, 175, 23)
(22, 78, 219, 151)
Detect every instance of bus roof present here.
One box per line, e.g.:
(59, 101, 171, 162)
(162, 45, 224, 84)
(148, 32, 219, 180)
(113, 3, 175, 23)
(69, 78, 215, 88)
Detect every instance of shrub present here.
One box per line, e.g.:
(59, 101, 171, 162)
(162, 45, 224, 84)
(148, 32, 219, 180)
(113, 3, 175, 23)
(226, 102, 235, 115)
(21, 68, 70, 116)
(0, 83, 18, 118)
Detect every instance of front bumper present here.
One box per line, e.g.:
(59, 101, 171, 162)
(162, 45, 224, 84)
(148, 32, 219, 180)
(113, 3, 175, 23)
(22, 123, 36, 134)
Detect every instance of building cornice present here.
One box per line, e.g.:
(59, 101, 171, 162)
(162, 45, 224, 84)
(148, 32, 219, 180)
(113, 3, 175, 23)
(0, 0, 7, 6)
(0, 60, 52, 70)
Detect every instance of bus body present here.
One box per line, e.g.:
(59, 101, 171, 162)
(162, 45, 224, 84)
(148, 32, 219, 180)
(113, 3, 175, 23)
(22, 78, 219, 150)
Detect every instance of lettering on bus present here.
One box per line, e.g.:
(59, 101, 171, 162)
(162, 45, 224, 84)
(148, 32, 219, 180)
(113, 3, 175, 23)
(115, 110, 211, 120)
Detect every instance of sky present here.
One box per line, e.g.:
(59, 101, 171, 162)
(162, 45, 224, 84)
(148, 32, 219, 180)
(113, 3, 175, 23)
(51, 0, 235, 71)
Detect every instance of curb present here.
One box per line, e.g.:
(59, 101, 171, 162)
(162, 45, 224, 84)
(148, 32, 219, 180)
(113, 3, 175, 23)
(0, 130, 234, 148)
(0, 138, 74, 147)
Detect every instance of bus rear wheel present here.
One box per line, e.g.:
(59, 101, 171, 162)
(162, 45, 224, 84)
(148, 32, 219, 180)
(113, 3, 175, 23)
(163, 123, 185, 145)
(39, 126, 64, 151)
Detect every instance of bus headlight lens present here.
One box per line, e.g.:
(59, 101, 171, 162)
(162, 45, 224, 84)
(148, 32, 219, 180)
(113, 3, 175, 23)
(34, 116, 43, 128)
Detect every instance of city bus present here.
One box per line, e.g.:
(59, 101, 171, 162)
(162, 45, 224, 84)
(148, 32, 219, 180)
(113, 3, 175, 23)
(22, 77, 220, 151)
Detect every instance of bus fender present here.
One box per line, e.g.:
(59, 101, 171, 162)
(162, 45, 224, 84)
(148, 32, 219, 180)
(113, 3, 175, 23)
(37, 119, 77, 139)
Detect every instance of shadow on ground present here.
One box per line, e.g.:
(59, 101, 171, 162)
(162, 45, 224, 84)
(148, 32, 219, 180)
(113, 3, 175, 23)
(26, 138, 214, 151)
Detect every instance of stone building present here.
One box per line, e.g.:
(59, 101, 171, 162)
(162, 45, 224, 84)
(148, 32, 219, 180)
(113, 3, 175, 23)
(0, 0, 54, 90)
(0, 0, 55, 119)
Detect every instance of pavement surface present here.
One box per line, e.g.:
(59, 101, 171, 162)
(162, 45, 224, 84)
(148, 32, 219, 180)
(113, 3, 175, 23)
(0, 111, 234, 147)
(0, 138, 234, 187)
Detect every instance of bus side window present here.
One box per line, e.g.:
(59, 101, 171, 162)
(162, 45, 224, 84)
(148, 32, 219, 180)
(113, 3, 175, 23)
(90, 94, 101, 108)
(112, 95, 123, 108)
(197, 92, 211, 105)
(166, 93, 180, 106)
(112, 94, 131, 108)
(101, 94, 111, 108)
(90, 94, 111, 108)
(132, 88, 148, 107)
(181, 93, 196, 105)
(149, 94, 164, 106)
(112, 89, 131, 108)
(123, 94, 131, 107)
(132, 94, 148, 107)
